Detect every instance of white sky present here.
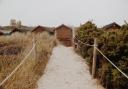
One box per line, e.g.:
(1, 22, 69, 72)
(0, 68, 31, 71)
(0, 0, 128, 27)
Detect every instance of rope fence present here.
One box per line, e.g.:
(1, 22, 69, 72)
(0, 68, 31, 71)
(75, 37, 128, 79)
(0, 40, 36, 86)
(75, 37, 94, 47)
(95, 47, 128, 79)
(0, 36, 127, 87)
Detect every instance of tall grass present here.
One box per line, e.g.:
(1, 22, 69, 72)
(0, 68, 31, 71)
(0, 32, 56, 89)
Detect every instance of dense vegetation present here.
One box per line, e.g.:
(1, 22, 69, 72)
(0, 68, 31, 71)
(75, 21, 128, 89)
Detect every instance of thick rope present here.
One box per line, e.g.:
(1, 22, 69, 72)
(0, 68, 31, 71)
(95, 47, 128, 79)
(75, 37, 128, 79)
(75, 37, 94, 47)
(0, 43, 36, 86)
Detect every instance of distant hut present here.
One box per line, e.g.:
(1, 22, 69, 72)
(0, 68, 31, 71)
(32, 25, 54, 35)
(10, 26, 32, 35)
(10, 28, 23, 34)
(0, 27, 4, 36)
(55, 24, 73, 46)
(103, 22, 121, 32)
(0, 31, 4, 36)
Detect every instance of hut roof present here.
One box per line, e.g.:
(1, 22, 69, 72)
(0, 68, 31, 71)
(55, 24, 72, 31)
(2, 25, 33, 31)
(103, 22, 121, 30)
(32, 25, 55, 33)
(10, 28, 24, 34)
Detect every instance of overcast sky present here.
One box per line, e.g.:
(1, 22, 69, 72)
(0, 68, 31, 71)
(0, 0, 128, 27)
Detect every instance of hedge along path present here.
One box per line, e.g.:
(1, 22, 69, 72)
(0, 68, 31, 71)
(75, 37, 128, 79)
(95, 47, 128, 79)
(37, 45, 104, 89)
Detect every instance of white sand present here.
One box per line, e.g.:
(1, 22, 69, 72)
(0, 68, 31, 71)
(37, 45, 104, 89)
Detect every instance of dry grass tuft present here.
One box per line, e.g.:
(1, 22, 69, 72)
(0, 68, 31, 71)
(0, 32, 56, 89)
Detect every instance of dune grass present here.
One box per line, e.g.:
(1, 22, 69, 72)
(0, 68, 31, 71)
(0, 32, 56, 89)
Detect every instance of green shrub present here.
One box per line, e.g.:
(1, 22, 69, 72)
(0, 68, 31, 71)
(75, 21, 128, 89)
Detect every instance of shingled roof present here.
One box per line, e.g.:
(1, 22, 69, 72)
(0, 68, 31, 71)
(103, 22, 121, 30)
(10, 28, 25, 35)
(32, 25, 55, 34)
(55, 24, 72, 31)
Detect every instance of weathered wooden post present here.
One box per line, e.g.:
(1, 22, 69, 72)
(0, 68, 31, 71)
(92, 38, 97, 78)
(33, 36, 37, 60)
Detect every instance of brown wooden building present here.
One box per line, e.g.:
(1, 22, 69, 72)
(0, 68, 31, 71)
(32, 26, 47, 33)
(0, 31, 4, 36)
(32, 25, 54, 35)
(55, 24, 73, 46)
(103, 22, 121, 31)
(10, 28, 24, 35)
(0, 27, 4, 36)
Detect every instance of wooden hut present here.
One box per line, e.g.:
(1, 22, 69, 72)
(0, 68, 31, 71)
(32, 25, 54, 35)
(32, 26, 47, 33)
(0, 27, 4, 36)
(10, 28, 23, 34)
(55, 24, 73, 46)
(0, 31, 4, 36)
(103, 22, 121, 31)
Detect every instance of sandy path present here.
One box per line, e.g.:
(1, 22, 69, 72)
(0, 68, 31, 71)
(37, 45, 104, 89)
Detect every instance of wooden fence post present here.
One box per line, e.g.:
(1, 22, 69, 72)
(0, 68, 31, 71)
(33, 36, 37, 60)
(92, 38, 97, 78)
